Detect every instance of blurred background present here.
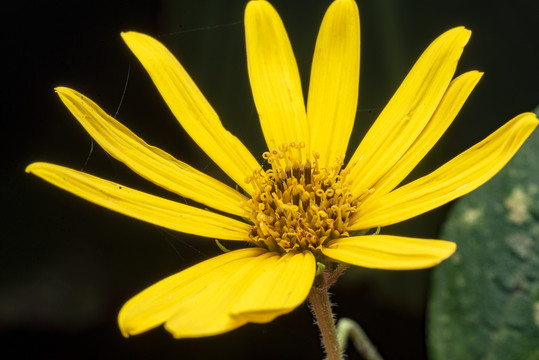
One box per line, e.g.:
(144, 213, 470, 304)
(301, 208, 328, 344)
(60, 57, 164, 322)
(3, 0, 538, 359)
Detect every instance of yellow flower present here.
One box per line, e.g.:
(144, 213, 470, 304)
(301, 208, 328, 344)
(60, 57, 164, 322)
(26, 0, 537, 339)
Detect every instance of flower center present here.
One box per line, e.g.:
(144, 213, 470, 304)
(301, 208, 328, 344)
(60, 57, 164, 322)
(245, 143, 358, 254)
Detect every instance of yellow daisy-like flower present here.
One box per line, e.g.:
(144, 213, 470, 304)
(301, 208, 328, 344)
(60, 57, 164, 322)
(27, 0, 536, 339)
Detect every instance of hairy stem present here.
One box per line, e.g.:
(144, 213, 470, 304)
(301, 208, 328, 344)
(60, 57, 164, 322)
(309, 286, 342, 360)
(308, 264, 345, 360)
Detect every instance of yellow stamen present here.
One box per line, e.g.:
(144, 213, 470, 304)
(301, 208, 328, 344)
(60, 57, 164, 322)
(246, 144, 358, 254)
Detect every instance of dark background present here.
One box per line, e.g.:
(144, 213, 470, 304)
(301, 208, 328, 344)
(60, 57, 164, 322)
(3, 0, 538, 359)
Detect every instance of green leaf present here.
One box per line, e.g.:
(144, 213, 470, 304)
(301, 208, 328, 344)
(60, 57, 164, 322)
(428, 120, 539, 360)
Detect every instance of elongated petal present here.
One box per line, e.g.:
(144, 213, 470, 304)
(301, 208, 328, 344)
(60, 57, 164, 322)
(26, 162, 251, 240)
(346, 27, 471, 195)
(350, 113, 538, 230)
(55, 87, 248, 217)
(230, 250, 316, 323)
(322, 235, 456, 270)
(245, 0, 309, 159)
(365, 71, 483, 201)
(119, 248, 266, 337)
(121, 32, 259, 194)
(307, 0, 359, 168)
(118, 248, 315, 338)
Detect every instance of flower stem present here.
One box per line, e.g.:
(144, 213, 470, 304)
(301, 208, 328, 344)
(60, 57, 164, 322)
(308, 278, 342, 360)
(337, 318, 383, 360)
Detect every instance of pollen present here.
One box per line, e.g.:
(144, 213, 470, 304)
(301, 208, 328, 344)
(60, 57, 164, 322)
(244, 143, 358, 254)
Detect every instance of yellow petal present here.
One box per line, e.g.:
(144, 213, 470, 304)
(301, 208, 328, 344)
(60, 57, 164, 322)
(119, 248, 267, 337)
(118, 248, 315, 338)
(322, 235, 456, 270)
(245, 0, 309, 160)
(26, 162, 251, 240)
(230, 250, 316, 323)
(121, 32, 259, 194)
(350, 113, 538, 230)
(365, 71, 483, 202)
(346, 27, 471, 195)
(55, 87, 248, 217)
(307, 0, 359, 168)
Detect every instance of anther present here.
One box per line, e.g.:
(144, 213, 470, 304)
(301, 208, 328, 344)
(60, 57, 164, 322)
(246, 148, 358, 254)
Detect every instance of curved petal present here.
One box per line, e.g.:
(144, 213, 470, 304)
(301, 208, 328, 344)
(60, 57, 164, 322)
(230, 250, 316, 323)
(364, 71, 483, 202)
(118, 248, 315, 338)
(307, 0, 360, 168)
(245, 0, 309, 160)
(26, 162, 251, 241)
(121, 32, 260, 194)
(346, 27, 471, 195)
(350, 113, 538, 230)
(119, 248, 267, 337)
(56, 87, 248, 217)
(322, 235, 456, 270)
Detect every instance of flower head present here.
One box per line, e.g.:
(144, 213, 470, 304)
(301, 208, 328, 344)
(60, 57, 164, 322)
(26, 0, 537, 338)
